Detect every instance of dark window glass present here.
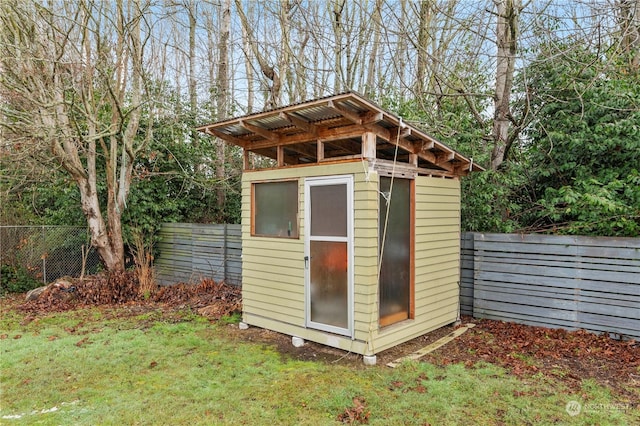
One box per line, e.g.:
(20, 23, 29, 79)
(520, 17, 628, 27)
(253, 181, 299, 238)
(310, 184, 347, 237)
(379, 177, 411, 324)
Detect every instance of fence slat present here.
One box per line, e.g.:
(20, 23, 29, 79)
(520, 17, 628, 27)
(459, 233, 475, 316)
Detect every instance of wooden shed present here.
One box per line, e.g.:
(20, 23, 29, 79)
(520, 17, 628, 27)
(198, 92, 482, 363)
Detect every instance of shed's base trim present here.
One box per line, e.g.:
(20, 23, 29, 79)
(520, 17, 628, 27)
(242, 313, 373, 355)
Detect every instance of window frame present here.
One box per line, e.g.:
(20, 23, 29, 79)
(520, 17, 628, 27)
(251, 179, 300, 239)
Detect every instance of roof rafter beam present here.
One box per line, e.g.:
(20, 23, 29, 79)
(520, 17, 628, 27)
(239, 120, 280, 143)
(391, 138, 454, 172)
(388, 126, 412, 142)
(387, 134, 453, 172)
(203, 128, 247, 148)
(327, 100, 384, 125)
(327, 100, 362, 124)
(357, 123, 442, 166)
(454, 163, 471, 176)
(246, 124, 366, 151)
(419, 140, 435, 151)
(283, 142, 317, 159)
(435, 151, 455, 165)
(279, 112, 317, 137)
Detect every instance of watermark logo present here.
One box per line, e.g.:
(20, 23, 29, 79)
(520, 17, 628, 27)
(565, 400, 582, 417)
(565, 400, 637, 417)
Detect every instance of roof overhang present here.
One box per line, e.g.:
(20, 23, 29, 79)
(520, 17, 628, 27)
(197, 91, 484, 177)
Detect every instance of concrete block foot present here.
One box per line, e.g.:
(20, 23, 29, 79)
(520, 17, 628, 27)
(363, 355, 377, 366)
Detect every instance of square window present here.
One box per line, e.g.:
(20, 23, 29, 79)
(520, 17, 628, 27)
(252, 180, 299, 238)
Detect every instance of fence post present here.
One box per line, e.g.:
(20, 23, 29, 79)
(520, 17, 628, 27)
(42, 225, 47, 284)
(223, 224, 228, 283)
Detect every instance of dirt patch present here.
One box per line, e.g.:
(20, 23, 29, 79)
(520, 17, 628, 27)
(222, 317, 639, 400)
(219, 325, 363, 365)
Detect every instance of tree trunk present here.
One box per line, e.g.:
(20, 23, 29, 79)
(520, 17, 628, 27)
(216, 0, 231, 216)
(415, 0, 433, 98)
(332, 0, 345, 93)
(490, 0, 519, 170)
(279, 0, 293, 103)
(620, 0, 640, 71)
(188, 0, 200, 166)
(234, 0, 281, 109)
(239, 1, 255, 113)
(365, 0, 383, 97)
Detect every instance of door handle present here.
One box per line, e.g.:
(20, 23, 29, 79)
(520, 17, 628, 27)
(304, 255, 310, 269)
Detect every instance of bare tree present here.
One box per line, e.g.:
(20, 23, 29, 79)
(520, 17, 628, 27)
(0, 0, 152, 272)
(234, 0, 282, 109)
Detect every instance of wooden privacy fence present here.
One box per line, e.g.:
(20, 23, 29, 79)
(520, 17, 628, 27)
(463, 232, 640, 339)
(155, 224, 640, 339)
(155, 223, 241, 286)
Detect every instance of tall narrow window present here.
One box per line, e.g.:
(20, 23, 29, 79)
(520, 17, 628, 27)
(252, 180, 299, 238)
(379, 177, 413, 326)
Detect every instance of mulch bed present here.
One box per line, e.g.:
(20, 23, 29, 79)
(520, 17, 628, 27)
(15, 272, 241, 320)
(4, 274, 639, 400)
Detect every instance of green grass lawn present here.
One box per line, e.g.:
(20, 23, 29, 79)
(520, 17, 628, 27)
(1, 306, 637, 425)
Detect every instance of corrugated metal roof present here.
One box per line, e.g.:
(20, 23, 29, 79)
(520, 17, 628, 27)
(197, 91, 484, 175)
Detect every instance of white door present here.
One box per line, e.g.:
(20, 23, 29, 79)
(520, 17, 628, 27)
(304, 175, 354, 337)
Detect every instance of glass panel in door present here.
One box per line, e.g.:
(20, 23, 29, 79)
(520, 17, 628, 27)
(310, 185, 347, 237)
(309, 240, 348, 328)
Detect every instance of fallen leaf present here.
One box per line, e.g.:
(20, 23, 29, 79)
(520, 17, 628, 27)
(75, 337, 91, 347)
(389, 380, 403, 390)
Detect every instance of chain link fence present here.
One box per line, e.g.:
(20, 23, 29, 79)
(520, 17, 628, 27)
(0, 226, 101, 286)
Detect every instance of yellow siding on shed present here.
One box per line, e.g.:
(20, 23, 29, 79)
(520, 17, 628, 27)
(365, 176, 461, 354)
(241, 161, 380, 351)
(241, 162, 461, 356)
(352, 168, 379, 339)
